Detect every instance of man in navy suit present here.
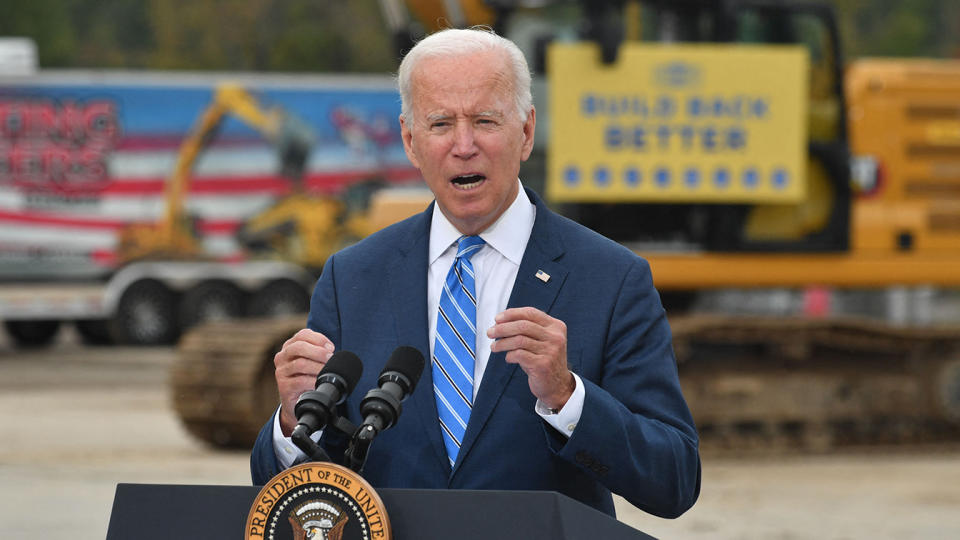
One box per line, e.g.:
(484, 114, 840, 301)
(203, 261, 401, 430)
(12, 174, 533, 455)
(252, 27, 700, 519)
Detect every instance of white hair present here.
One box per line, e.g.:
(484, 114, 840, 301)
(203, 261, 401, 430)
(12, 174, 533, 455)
(397, 27, 533, 123)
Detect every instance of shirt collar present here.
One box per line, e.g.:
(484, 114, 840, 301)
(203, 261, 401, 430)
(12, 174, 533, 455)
(429, 179, 534, 266)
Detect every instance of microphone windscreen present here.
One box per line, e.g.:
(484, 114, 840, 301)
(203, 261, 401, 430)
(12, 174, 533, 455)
(384, 346, 426, 389)
(320, 350, 363, 394)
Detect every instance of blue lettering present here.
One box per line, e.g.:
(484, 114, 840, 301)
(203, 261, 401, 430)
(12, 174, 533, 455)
(751, 98, 768, 118)
(605, 125, 624, 149)
(679, 126, 695, 150)
(701, 126, 717, 151)
(726, 127, 747, 150)
(687, 97, 703, 118)
(582, 94, 596, 116)
(632, 127, 647, 150)
(655, 96, 675, 118)
(712, 97, 725, 116)
(656, 125, 671, 149)
(563, 166, 580, 187)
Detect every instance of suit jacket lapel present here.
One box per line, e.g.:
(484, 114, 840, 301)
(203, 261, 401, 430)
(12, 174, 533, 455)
(452, 190, 569, 478)
(386, 203, 450, 472)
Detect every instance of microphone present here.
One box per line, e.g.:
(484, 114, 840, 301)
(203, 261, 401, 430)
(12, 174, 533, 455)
(358, 346, 426, 435)
(293, 350, 363, 437)
(345, 346, 425, 472)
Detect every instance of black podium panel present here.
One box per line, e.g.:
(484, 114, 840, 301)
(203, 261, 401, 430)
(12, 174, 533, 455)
(107, 483, 654, 540)
(107, 484, 253, 538)
(383, 488, 654, 540)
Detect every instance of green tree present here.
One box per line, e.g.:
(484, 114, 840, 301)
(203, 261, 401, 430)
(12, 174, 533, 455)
(3, 0, 397, 72)
(834, 0, 960, 58)
(146, 0, 395, 71)
(0, 0, 77, 66)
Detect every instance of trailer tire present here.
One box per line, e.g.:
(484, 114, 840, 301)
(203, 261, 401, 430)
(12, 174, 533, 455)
(111, 280, 179, 346)
(179, 281, 246, 330)
(4, 320, 61, 348)
(247, 279, 310, 318)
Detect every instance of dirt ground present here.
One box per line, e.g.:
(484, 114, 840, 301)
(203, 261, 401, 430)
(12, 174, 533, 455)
(2, 328, 959, 539)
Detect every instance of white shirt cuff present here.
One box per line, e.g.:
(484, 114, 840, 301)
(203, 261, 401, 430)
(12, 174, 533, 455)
(535, 372, 584, 438)
(271, 406, 321, 469)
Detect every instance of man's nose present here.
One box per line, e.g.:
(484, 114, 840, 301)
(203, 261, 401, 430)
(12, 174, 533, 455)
(451, 122, 478, 158)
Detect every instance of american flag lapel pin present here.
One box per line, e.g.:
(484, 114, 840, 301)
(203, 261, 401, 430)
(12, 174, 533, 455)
(535, 269, 551, 283)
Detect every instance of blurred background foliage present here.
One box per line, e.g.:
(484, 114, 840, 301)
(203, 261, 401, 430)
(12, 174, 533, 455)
(1, 0, 957, 72)
(1, 0, 397, 71)
(834, 0, 960, 58)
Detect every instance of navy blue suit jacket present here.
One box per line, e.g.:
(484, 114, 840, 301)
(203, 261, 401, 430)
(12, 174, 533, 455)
(251, 188, 700, 518)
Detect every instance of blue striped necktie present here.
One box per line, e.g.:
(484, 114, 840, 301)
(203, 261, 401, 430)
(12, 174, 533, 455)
(433, 235, 485, 468)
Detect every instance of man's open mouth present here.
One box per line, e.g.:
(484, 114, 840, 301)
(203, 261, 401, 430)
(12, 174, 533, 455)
(450, 174, 486, 189)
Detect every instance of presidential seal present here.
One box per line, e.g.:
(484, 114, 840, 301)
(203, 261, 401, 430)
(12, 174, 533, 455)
(246, 462, 391, 540)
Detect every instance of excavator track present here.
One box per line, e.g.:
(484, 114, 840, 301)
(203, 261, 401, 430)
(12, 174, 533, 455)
(673, 315, 960, 453)
(171, 314, 960, 453)
(170, 316, 305, 448)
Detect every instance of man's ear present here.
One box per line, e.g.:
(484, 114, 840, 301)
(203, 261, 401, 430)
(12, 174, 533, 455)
(399, 115, 421, 169)
(520, 106, 536, 161)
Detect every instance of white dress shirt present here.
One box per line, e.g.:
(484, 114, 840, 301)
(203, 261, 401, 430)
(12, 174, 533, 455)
(273, 180, 584, 468)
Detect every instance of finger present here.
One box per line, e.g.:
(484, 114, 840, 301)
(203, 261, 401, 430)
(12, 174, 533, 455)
(285, 328, 336, 351)
(486, 319, 550, 341)
(275, 340, 333, 367)
(489, 334, 551, 355)
(494, 306, 554, 325)
(275, 357, 331, 379)
(502, 348, 536, 365)
(279, 374, 318, 398)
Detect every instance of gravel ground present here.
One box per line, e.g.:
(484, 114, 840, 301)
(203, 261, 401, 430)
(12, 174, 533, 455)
(2, 329, 959, 539)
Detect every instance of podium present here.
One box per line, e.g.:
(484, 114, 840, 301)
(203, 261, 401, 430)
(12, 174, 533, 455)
(106, 483, 655, 539)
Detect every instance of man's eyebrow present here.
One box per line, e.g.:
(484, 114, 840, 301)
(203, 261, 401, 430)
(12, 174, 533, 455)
(424, 111, 505, 123)
(425, 113, 452, 123)
(473, 110, 504, 119)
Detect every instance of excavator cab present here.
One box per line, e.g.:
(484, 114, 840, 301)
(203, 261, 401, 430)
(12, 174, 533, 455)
(551, 0, 851, 252)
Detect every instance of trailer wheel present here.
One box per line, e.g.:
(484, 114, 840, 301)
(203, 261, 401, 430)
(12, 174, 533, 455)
(247, 279, 310, 317)
(111, 280, 179, 345)
(179, 281, 246, 330)
(3, 320, 61, 348)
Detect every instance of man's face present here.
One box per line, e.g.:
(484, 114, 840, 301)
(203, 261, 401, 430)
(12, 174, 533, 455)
(400, 49, 536, 235)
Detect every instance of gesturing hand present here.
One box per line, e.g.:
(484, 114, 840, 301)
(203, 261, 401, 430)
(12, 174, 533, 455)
(274, 328, 336, 436)
(487, 307, 575, 410)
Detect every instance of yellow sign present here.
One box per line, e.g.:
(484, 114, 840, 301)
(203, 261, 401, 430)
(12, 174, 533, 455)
(547, 44, 809, 203)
